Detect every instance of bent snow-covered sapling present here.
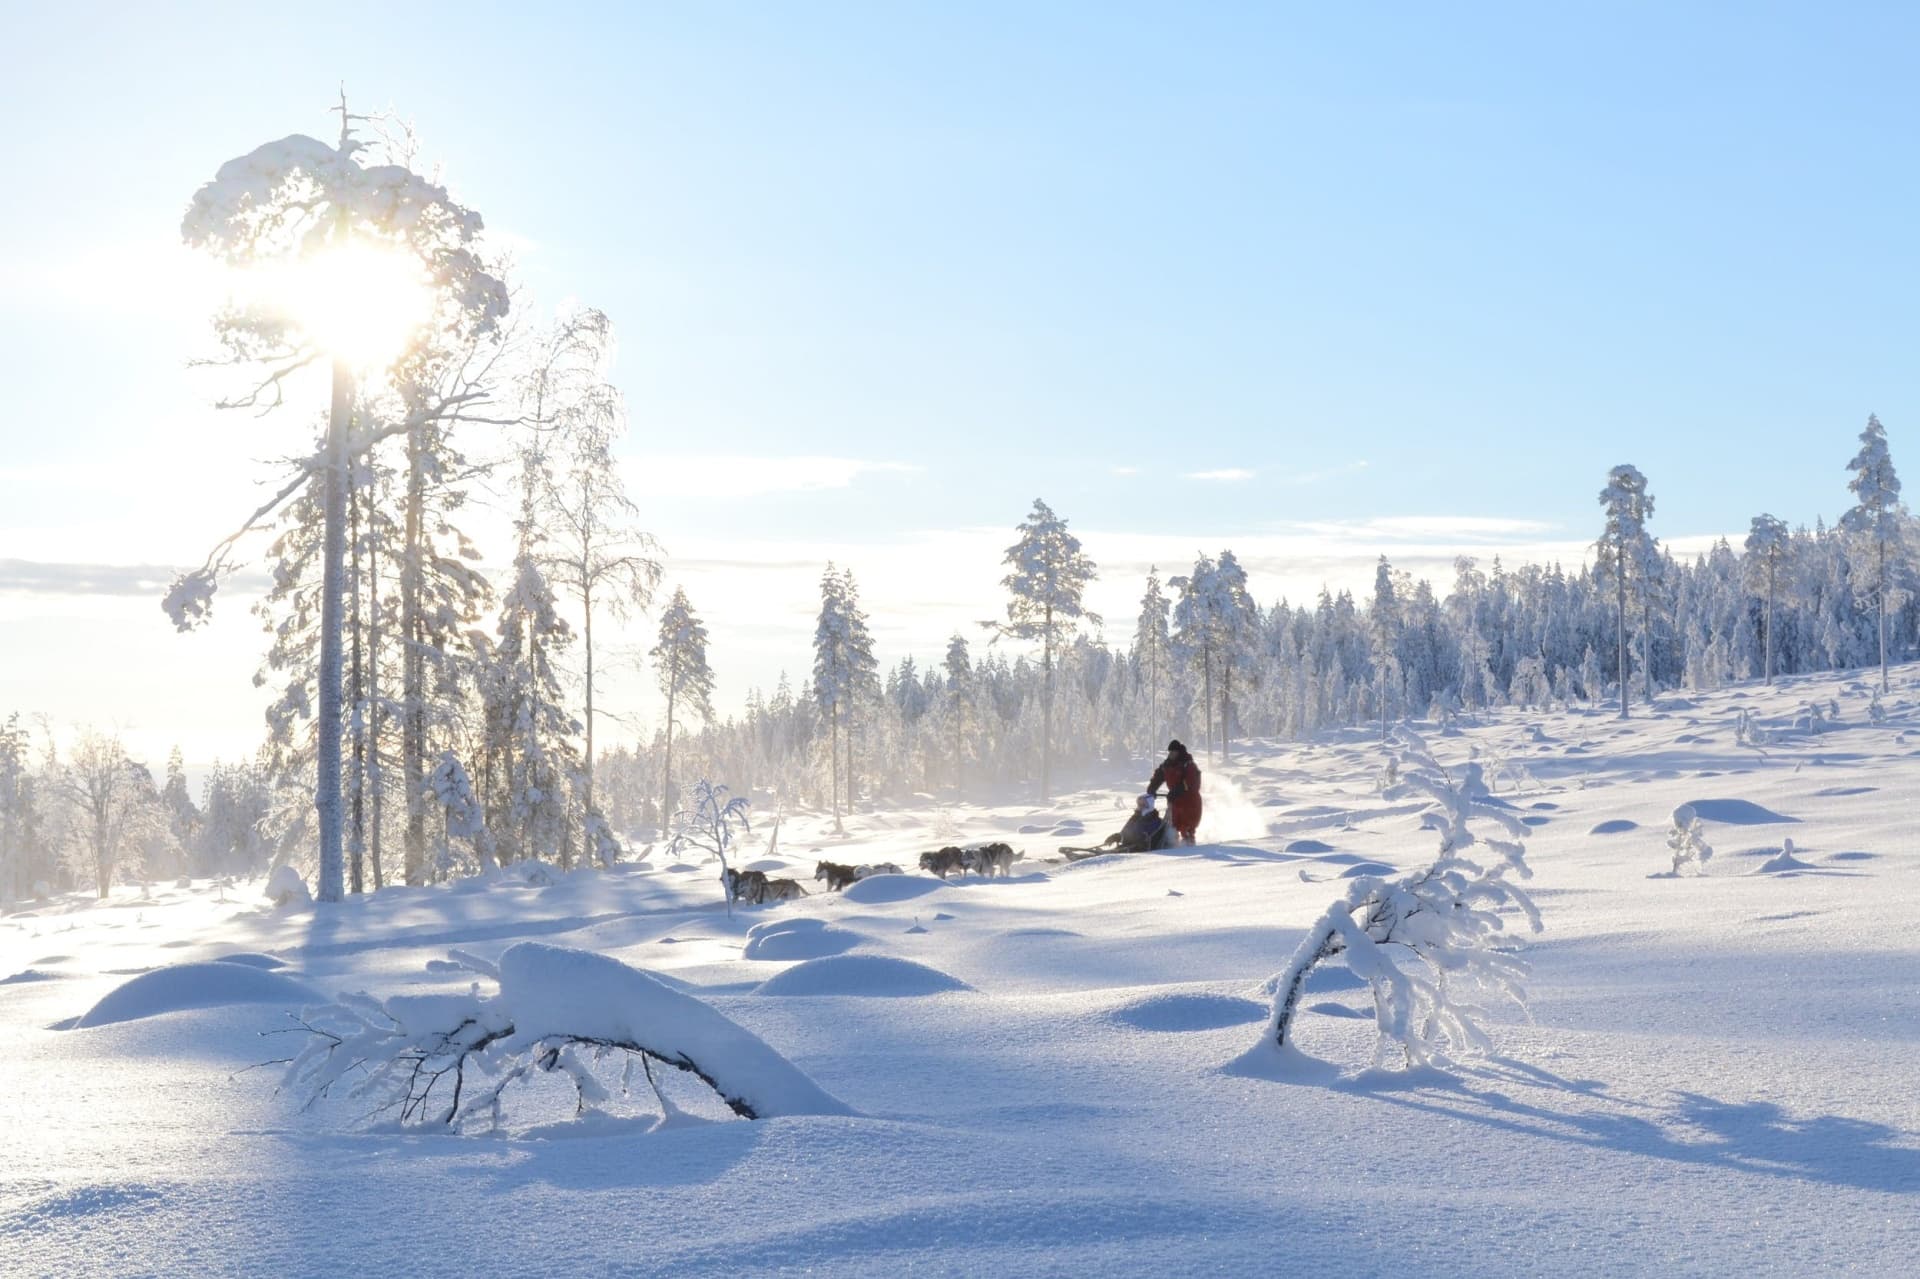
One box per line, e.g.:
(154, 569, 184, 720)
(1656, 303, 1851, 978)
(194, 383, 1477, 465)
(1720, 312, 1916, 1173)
(1253, 725, 1541, 1071)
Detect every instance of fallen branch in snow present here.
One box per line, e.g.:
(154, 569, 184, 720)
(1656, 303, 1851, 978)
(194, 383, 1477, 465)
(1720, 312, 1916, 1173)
(1256, 725, 1542, 1070)
(277, 941, 850, 1129)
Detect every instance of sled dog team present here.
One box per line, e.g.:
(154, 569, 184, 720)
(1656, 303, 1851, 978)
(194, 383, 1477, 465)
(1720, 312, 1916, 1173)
(722, 741, 1203, 904)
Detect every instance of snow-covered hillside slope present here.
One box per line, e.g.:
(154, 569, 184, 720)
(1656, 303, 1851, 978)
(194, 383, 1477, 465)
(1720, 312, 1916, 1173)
(3, 669, 1918, 1276)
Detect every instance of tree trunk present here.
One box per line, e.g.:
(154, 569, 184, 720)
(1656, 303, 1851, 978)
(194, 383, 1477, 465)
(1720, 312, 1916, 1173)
(368, 516, 385, 890)
(402, 423, 427, 886)
(583, 576, 595, 819)
(348, 465, 366, 895)
(314, 357, 351, 904)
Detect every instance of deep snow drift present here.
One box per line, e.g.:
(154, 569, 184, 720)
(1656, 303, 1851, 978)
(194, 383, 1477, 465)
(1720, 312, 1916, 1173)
(4, 668, 1919, 1275)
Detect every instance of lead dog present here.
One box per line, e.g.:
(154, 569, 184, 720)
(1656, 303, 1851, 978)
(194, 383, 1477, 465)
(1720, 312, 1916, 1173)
(722, 867, 768, 903)
(723, 867, 808, 905)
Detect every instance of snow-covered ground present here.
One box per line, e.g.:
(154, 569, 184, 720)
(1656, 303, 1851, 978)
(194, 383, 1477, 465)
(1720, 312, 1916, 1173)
(4, 669, 1919, 1276)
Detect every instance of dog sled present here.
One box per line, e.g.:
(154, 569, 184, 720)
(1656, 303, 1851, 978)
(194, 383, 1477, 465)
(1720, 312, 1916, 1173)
(1058, 796, 1174, 860)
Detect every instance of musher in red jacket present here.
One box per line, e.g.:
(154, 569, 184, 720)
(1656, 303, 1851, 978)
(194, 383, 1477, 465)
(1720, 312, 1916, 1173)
(1148, 739, 1203, 845)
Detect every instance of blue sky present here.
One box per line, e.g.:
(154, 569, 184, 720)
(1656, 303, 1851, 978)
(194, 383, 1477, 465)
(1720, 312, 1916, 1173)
(1, 2, 1915, 762)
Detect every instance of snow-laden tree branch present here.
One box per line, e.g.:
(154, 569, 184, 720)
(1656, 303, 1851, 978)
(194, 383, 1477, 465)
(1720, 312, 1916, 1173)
(280, 942, 850, 1129)
(1254, 725, 1543, 1070)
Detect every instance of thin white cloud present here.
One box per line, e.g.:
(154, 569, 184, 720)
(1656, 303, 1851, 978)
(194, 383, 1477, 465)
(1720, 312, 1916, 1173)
(620, 455, 920, 500)
(1277, 459, 1370, 486)
(1110, 465, 1142, 477)
(1184, 468, 1255, 482)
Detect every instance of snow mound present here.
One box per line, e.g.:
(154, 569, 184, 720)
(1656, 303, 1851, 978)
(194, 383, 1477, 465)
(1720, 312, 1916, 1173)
(1, 969, 62, 985)
(1109, 992, 1267, 1032)
(1684, 798, 1799, 825)
(1284, 839, 1336, 854)
(497, 943, 853, 1118)
(839, 874, 944, 903)
(754, 955, 972, 997)
(1338, 861, 1397, 878)
(211, 952, 288, 970)
(741, 917, 865, 961)
(263, 865, 310, 907)
(73, 962, 318, 1028)
(1589, 819, 1639, 835)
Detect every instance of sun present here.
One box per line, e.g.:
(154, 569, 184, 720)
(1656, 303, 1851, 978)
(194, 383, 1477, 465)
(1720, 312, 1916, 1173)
(240, 241, 436, 370)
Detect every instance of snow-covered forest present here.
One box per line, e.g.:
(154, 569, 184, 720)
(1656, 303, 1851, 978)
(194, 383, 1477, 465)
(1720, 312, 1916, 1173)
(5, 410, 1912, 902)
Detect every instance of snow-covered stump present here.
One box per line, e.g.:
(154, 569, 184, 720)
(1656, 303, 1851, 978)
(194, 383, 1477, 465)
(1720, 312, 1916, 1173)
(282, 942, 851, 1128)
(1250, 726, 1542, 1072)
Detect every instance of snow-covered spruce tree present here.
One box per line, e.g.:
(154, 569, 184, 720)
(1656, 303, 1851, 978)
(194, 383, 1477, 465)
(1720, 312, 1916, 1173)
(1841, 414, 1907, 692)
(843, 573, 879, 809)
(1596, 464, 1654, 718)
(1632, 538, 1672, 705)
(280, 942, 849, 1130)
(171, 107, 508, 902)
(1662, 804, 1713, 877)
(1210, 551, 1259, 759)
(811, 566, 877, 826)
(1370, 556, 1403, 741)
(1745, 514, 1791, 686)
(427, 749, 497, 876)
(1253, 726, 1542, 1070)
(993, 500, 1099, 801)
(485, 444, 583, 866)
(1170, 555, 1218, 754)
(942, 634, 976, 795)
(651, 587, 715, 826)
(1134, 569, 1173, 754)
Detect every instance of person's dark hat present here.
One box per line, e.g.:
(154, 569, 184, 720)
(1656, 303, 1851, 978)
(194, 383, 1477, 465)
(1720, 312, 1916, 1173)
(1166, 739, 1185, 753)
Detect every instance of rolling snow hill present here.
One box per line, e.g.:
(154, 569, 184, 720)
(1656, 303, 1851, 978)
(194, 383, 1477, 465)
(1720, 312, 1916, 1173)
(3, 669, 1918, 1276)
